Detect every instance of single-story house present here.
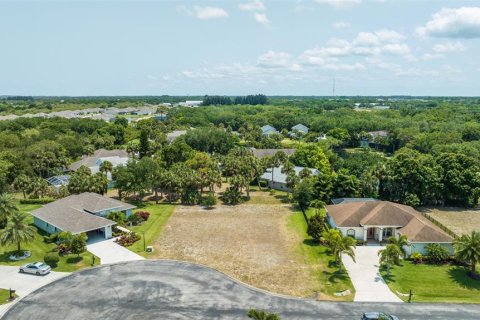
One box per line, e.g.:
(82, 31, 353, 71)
(260, 165, 319, 191)
(261, 125, 278, 136)
(360, 130, 388, 148)
(31, 193, 136, 240)
(251, 148, 295, 158)
(68, 149, 130, 182)
(166, 130, 187, 144)
(289, 124, 309, 138)
(326, 200, 454, 256)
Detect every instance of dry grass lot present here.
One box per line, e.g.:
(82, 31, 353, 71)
(425, 207, 480, 235)
(152, 190, 350, 299)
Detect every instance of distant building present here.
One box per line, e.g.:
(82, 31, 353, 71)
(261, 125, 278, 136)
(178, 101, 203, 107)
(68, 149, 130, 183)
(260, 165, 319, 191)
(166, 130, 188, 144)
(251, 148, 295, 158)
(360, 130, 388, 148)
(289, 124, 309, 138)
(316, 134, 327, 141)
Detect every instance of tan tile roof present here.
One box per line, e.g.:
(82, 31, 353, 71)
(326, 201, 453, 243)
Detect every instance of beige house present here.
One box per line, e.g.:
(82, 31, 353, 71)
(326, 200, 454, 255)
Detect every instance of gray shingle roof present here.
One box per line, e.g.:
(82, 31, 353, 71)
(31, 193, 136, 234)
(260, 166, 319, 184)
(69, 149, 129, 171)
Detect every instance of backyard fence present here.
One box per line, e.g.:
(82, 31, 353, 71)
(420, 212, 457, 239)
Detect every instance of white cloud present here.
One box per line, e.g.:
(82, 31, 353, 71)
(253, 12, 271, 25)
(432, 42, 466, 53)
(316, 0, 361, 8)
(421, 53, 444, 61)
(177, 6, 229, 20)
(300, 29, 409, 64)
(333, 20, 351, 28)
(257, 51, 292, 68)
(239, 0, 265, 11)
(416, 7, 480, 38)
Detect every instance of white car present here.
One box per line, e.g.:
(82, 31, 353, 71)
(19, 262, 51, 275)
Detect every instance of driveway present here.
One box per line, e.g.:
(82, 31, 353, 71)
(4, 260, 480, 320)
(86, 238, 144, 265)
(0, 266, 68, 317)
(342, 245, 403, 302)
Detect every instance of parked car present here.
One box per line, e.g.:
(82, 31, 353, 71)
(19, 262, 51, 275)
(362, 312, 399, 320)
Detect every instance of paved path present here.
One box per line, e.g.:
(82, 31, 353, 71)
(86, 238, 144, 265)
(4, 260, 480, 320)
(0, 266, 68, 317)
(343, 245, 403, 302)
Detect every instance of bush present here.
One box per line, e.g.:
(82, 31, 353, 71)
(356, 240, 366, 246)
(307, 213, 327, 242)
(426, 243, 449, 264)
(44, 252, 60, 267)
(115, 232, 141, 247)
(221, 187, 242, 205)
(44, 233, 59, 244)
(20, 198, 55, 204)
(202, 192, 217, 209)
(410, 252, 423, 264)
(55, 243, 70, 255)
(107, 211, 127, 225)
(135, 211, 150, 222)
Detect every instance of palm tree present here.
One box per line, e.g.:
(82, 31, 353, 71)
(322, 229, 356, 272)
(378, 244, 402, 276)
(13, 174, 31, 199)
(387, 234, 409, 257)
(454, 231, 480, 277)
(99, 160, 113, 178)
(0, 193, 19, 228)
(0, 211, 36, 253)
(247, 309, 280, 320)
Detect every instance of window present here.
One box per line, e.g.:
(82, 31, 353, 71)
(347, 229, 355, 238)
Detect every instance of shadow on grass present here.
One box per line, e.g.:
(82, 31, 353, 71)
(323, 269, 351, 284)
(273, 194, 290, 203)
(379, 264, 399, 284)
(0, 250, 20, 263)
(448, 267, 480, 290)
(66, 256, 83, 264)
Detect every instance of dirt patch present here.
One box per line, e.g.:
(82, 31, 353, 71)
(425, 207, 480, 235)
(151, 201, 319, 297)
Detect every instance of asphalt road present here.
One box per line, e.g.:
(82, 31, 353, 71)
(4, 260, 480, 320)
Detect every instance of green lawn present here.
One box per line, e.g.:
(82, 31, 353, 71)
(381, 261, 480, 303)
(126, 203, 175, 257)
(0, 288, 15, 305)
(0, 203, 99, 272)
(288, 207, 355, 301)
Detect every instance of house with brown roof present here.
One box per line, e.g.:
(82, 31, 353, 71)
(31, 193, 136, 241)
(326, 200, 454, 255)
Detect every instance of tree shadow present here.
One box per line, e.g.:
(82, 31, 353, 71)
(302, 239, 319, 247)
(448, 267, 480, 290)
(323, 269, 350, 284)
(273, 194, 290, 203)
(66, 256, 83, 264)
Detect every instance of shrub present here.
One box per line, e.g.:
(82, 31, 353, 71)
(20, 198, 55, 204)
(221, 187, 242, 205)
(115, 232, 141, 247)
(410, 252, 423, 264)
(44, 252, 60, 267)
(55, 243, 70, 255)
(70, 233, 87, 256)
(44, 233, 59, 244)
(307, 213, 327, 242)
(356, 240, 366, 246)
(202, 192, 217, 209)
(426, 243, 449, 264)
(135, 211, 150, 222)
(107, 211, 127, 225)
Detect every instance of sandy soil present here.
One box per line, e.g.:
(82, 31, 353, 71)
(151, 199, 319, 297)
(426, 207, 480, 235)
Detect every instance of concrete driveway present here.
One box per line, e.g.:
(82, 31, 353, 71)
(86, 238, 144, 265)
(0, 266, 68, 317)
(342, 245, 403, 302)
(4, 260, 480, 320)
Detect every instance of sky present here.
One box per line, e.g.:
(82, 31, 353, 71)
(1, 0, 480, 96)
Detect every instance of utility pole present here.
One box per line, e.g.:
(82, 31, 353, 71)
(332, 77, 336, 98)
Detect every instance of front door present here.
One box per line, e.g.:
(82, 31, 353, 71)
(367, 227, 375, 239)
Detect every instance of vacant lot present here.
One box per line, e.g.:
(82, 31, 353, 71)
(152, 190, 353, 299)
(426, 207, 480, 235)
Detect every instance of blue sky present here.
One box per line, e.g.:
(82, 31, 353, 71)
(1, 0, 480, 96)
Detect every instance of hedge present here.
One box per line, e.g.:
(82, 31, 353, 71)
(20, 198, 55, 204)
